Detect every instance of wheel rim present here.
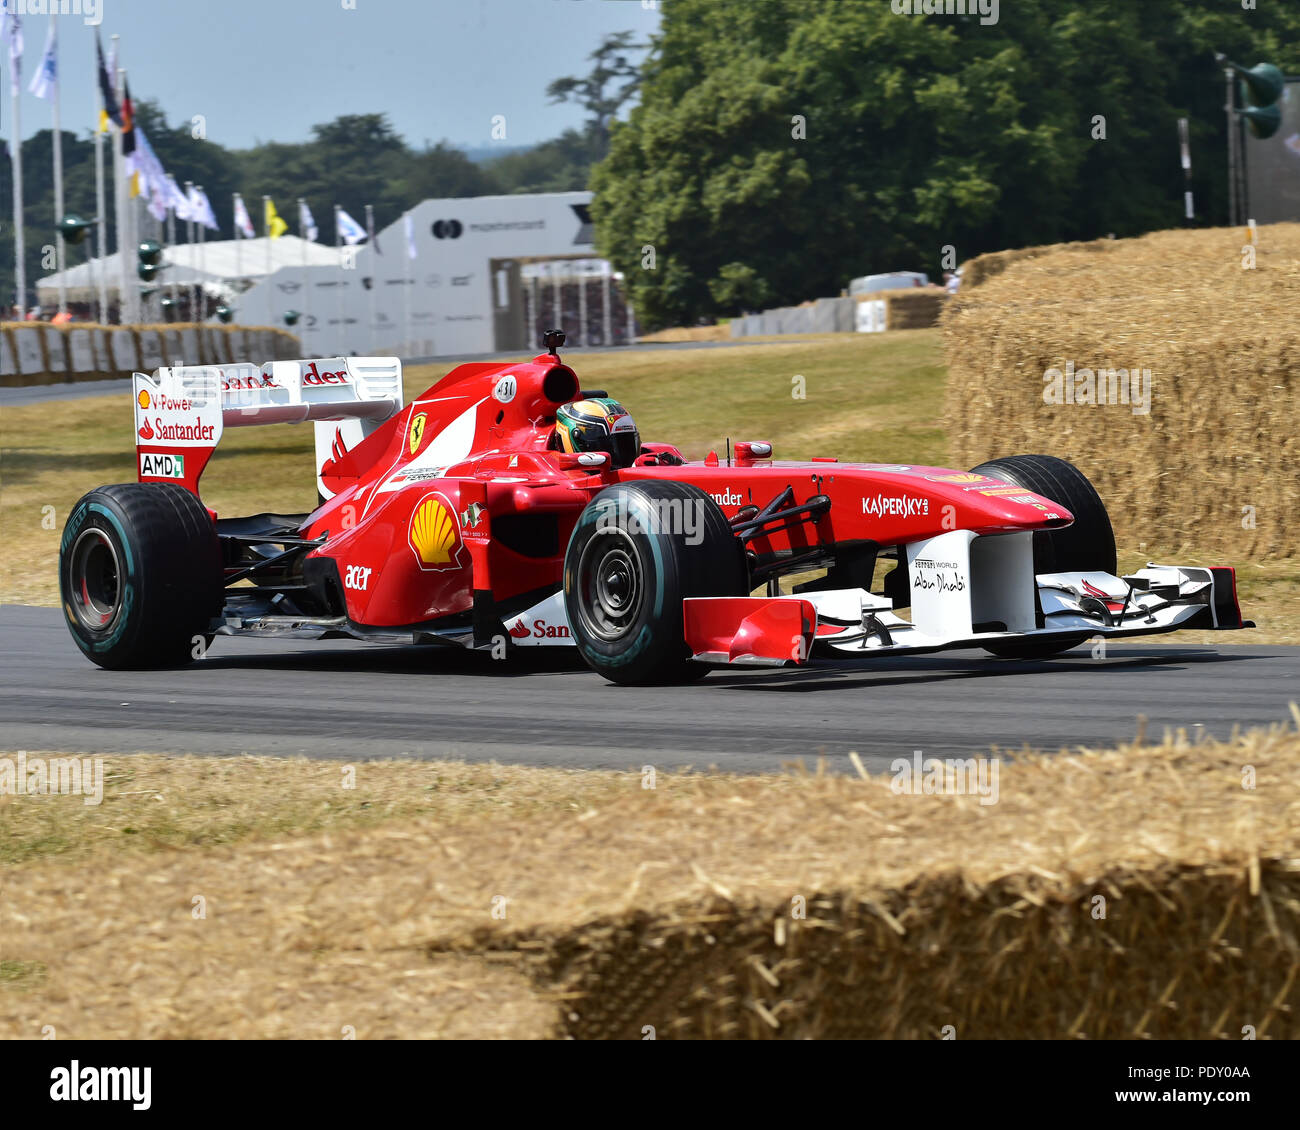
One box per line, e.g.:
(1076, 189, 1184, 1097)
(68, 528, 123, 634)
(575, 528, 644, 642)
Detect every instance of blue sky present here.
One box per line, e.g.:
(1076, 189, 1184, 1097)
(4, 0, 661, 150)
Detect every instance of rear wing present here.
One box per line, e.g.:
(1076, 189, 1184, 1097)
(133, 357, 403, 499)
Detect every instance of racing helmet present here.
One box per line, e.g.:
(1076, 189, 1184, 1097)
(554, 397, 641, 468)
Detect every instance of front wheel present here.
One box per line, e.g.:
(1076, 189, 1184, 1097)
(970, 454, 1115, 660)
(60, 483, 222, 669)
(564, 480, 748, 685)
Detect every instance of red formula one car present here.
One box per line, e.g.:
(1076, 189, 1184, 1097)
(60, 334, 1250, 684)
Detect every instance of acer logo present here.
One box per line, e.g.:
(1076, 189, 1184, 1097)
(344, 564, 372, 591)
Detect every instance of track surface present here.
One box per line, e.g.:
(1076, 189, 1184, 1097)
(3, 605, 1294, 773)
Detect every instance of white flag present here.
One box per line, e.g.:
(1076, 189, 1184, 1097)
(299, 200, 318, 242)
(0, 2, 21, 98)
(233, 194, 255, 240)
(27, 16, 54, 100)
(336, 207, 366, 246)
(404, 212, 418, 260)
(167, 176, 196, 221)
(189, 185, 219, 232)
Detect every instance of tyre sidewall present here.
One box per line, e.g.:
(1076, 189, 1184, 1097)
(60, 495, 147, 663)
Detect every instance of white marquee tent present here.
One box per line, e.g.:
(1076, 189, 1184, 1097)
(35, 236, 340, 304)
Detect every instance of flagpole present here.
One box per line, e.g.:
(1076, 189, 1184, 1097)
(298, 198, 310, 352)
(112, 49, 126, 323)
(233, 193, 241, 298)
(262, 195, 271, 295)
(184, 179, 193, 319)
(402, 211, 412, 359)
(91, 34, 105, 323)
(196, 185, 206, 320)
(365, 203, 377, 353)
(48, 16, 66, 315)
(335, 204, 344, 355)
(10, 28, 26, 318)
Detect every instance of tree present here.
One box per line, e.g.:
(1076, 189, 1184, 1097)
(590, 0, 1300, 330)
(546, 30, 646, 162)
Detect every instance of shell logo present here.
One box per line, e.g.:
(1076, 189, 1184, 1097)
(137, 390, 151, 409)
(927, 472, 985, 484)
(408, 492, 463, 571)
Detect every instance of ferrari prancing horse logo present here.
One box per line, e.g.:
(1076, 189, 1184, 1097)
(409, 412, 427, 455)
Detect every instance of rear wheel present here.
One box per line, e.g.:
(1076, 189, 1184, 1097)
(564, 480, 748, 685)
(970, 454, 1115, 660)
(60, 483, 222, 669)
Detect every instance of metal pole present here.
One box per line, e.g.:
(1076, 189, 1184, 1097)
(1177, 117, 1194, 225)
(335, 205, 345, 355)
(298, 198, 310, 352)
(601, 265, 611, 347)
(553, 262, 561, 334)
(11, 36, 26, 317)
(113, 50, 127, 323)
(402, 210, 412, 358)
(166, 181, 177, 316)
(1225, 66, 1239, 229)
(197, 190, 206, 321)
(233, 193, 242, 298)
(92, 35, 108, 323)
(365, 204, 377, 353)
(578, 261, 587, 348)
(49, 17, 67, 315)
(262, 194, 272, 295)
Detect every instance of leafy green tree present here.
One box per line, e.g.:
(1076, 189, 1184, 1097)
(591, 0, 1300, 329)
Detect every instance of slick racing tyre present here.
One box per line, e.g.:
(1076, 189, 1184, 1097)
(564, 480, 748, 685)
(60, 483, 222, 670)
(970, 454, 1116, 660)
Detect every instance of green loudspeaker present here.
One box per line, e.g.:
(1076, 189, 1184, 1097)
(215, 305, 234, 324)
(283, 310, 301, 327)
(1240, 102, 1283, 140)
(59, 214, 97, 246)
(1235, 62, 1286, 109)
(137, 240, 163, 267)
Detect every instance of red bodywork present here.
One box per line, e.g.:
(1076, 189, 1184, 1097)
(292, 353, 1071, 631)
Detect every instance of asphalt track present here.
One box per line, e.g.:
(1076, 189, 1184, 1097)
(3, 605, 1295, 773)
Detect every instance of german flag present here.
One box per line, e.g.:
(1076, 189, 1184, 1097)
(121, 78, 136, 157)
(96, 32, 122, 132)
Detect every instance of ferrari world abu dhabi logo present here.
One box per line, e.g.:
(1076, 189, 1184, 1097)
(408, 493, 464, 571)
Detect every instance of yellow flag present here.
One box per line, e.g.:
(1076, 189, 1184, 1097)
(129, 171, 141, 198)
(265, 197, 288, 239)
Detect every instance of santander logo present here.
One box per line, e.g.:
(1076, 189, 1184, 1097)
(137, 418, 155, 440)
(509, 620, 530, 639)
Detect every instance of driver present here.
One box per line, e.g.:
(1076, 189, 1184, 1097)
(552, 397, 642, 468)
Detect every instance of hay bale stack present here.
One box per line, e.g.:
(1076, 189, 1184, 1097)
(868, 287, 949, 330)
(0, 323, 303, 384)
(942, 224, 1300, 562)
(440, 721, 1300, 1039)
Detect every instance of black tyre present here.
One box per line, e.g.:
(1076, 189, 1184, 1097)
(970, 454, 1116, 660)
(59, 483, 223, 670)
(564, 480, 748, 685)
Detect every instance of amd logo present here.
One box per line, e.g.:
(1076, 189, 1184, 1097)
(432, 220, 463, 239)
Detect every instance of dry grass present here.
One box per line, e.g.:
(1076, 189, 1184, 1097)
(3, 714, 1299, 1039)
(637, 324, 732, 343)
(944, 223, 1300, 564)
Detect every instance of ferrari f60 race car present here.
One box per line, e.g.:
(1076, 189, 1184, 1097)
(59, 338, 1251, 684)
